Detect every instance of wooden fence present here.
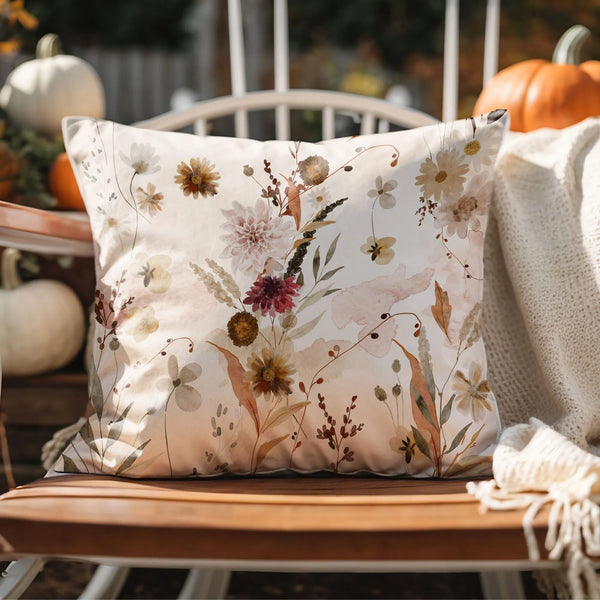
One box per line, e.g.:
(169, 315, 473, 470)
(0, 47, 228, 125)
(0, 1, 273, 126)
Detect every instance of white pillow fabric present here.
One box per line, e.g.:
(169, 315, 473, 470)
(58, 110, 507, 478)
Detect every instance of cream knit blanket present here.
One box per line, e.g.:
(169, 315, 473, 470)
(468, 117, 600, 598)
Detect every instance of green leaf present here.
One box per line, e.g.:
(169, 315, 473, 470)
(106, 402, 134, 448)
(296, 271, 304, 288)
(312, 246, 321, 281)
(445, 454, 492, 478)
(62, 454, 81, 473)
(89, 361, 104, 421)
(325, 232, 340, 265)
(411, 426, 432, 461)
(263, 401, 310, 431)
(323, 288, 341, 297)
(297, 285, 334, 313)
(78, 420, 101, 457)
(447, 423, 472, 454)
(440, 394, 456, 426)
(287, 311, 325, 340)
(417, 328, 436, 402)
(116, 439, 151, 475)
(412, 384, 436, 429)
(395, 342, 441, 469)
(319, 265, 344, 282)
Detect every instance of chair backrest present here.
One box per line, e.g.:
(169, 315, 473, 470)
(136, 88, 440, 138)
(136, 0, 501, 139)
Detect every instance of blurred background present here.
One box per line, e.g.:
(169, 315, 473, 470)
(3, 0, 600, 126)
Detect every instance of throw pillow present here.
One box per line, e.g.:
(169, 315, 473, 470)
(58, 109, 508, 478)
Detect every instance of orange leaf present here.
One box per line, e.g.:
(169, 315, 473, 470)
(207, 342, 260, 433)
(281, 174, 301, 230)
(394, 341, 440, 468)
(255, 434, 289, 470)
(291, 237, 313, 250)
(431, 281, 452, 341)
(0, 39, 21, 54)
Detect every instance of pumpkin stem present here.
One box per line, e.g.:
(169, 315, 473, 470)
(1, 248, 22, 291)
(552, 24, 591, 64)
(36, 33, 62, 59)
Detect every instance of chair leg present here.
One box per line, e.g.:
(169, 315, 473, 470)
(178, 568, 231, 600)
(78, 565, 130, 600)
(0, 558, 45, 599)
(480, 570, 525, 599)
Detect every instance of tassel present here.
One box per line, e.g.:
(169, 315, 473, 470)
(467, 479, 600, 599)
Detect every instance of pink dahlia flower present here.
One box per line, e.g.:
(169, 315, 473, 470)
(220, 200, 292, 273)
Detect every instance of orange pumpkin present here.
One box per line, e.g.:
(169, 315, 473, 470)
(48, 152, 86, 211)
(581, 60, 600, 86)
(473, 25, 600, 132)
(0, 141, 18, 200)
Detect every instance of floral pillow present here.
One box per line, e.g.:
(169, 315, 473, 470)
(59, 110, 507, 479)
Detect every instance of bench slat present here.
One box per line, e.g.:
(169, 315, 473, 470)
(0, 475, 550, 563)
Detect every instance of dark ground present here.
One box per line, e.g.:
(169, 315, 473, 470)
(16, 561, 545, 599)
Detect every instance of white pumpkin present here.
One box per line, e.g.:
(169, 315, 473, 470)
(0, 248, 86, 376)
(0, 34, 105, 137)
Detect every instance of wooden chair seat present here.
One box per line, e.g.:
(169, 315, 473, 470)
(0, 475, 549, 565)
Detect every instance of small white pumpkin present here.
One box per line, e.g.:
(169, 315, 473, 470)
(0, 248, 86, 376)
(0, 34, 105, 137)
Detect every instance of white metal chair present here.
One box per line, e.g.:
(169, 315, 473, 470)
(0, 3, 538, 600)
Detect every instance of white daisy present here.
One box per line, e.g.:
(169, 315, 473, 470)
(119, 143, 161, 175)
(415, 148, 469, 202)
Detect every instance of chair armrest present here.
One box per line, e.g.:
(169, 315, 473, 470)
(0, 201, 93, 257)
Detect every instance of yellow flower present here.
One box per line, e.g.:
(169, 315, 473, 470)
(227, 311, 259, 347)
(3, 0, 38, 29)
(135, 183, 164, 216)
(174, 157, 220, 198)
(360, 236, 395, 265)
(453, 363, 492, 421)
(157, 355, 203, 412)
(135, 253, 172, 294)
(298, 155, 329, 186)
(0, 0, 37, 54)
(245, 348, 295, 399)
(122, 306, 159, 342)
(367, 176, 398, 209)
(464, 140, 481, 156)
(415, 148, 469, 202)
(389, 425, 432, 473)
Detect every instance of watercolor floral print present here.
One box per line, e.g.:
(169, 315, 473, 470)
(58, 110, 507, 479)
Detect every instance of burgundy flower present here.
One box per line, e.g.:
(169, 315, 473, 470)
(243, 275, 300, 317)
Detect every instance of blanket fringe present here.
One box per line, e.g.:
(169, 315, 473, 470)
(467, 479, 600, 599)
